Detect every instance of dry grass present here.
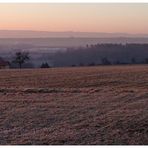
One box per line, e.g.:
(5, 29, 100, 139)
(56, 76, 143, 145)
(0, 65, 148, 145)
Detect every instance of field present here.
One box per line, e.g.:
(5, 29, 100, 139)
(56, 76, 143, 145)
(0, 65, 148, 145)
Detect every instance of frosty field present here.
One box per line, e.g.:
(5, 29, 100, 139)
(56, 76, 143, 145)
(0, 65, 148, 145)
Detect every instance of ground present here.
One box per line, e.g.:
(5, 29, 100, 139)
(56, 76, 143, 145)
(0, 65, 148, 145)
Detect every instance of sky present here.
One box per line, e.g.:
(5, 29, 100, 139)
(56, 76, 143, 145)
(0, 3, 148, 34)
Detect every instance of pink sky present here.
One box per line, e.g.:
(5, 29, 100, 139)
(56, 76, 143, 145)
(0, 3, 148, 34)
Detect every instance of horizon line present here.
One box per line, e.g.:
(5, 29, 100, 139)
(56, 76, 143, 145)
(0, 29, 148, 35)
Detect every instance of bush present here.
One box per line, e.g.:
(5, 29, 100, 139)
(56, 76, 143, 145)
(40, 62, 50, 68)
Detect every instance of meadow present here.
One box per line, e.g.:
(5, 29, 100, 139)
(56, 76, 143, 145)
(0, 65, 148, 144)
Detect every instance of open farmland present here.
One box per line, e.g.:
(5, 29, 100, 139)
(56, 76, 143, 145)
(0, 65, 148, 145)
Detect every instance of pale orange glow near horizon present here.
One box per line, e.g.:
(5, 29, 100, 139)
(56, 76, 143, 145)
(0, 3, 148, 34)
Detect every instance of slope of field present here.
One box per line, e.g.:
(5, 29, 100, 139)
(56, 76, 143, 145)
(0, 65, 148, 145)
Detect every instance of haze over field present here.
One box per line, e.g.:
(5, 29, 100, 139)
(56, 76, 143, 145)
(0, 3, 148, 53)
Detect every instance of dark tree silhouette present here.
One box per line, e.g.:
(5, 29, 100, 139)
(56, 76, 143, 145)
(144, 58, 148, 64)
(40, 62, 50, 68)
(88, 62, 96, 66)
(13, 52, 30, 69)
(101, 57, 111, 65)
(131, 58, 136, 64)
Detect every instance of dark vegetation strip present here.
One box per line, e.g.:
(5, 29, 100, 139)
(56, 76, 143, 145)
(0, 88, 85, 94)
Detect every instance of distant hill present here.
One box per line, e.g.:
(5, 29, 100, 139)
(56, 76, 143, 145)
(1, 30, 148, 38)
(0, 37, 148, 49)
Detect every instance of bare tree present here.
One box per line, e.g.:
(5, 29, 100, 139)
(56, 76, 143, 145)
(13, 51, 30, 69)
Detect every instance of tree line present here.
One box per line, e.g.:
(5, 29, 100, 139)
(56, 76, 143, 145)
(10, 43, 148, 68)
(50, 43, 148, 67)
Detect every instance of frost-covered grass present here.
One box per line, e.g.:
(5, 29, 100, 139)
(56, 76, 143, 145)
(0, 65, 148, 145)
